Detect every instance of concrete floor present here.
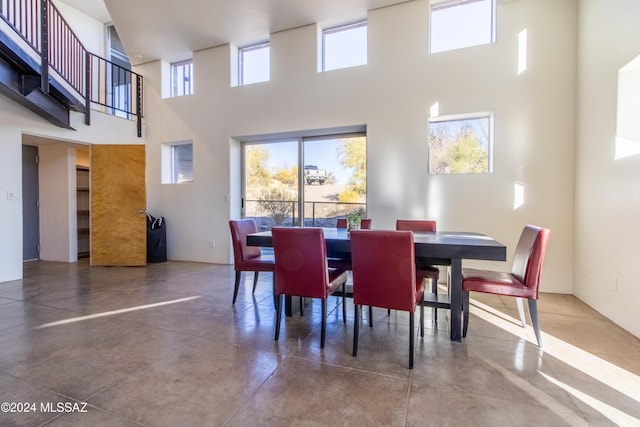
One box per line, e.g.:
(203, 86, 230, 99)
(1, 260, 639, 426)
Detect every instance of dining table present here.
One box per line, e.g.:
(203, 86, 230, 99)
(246, 227, 507, 342)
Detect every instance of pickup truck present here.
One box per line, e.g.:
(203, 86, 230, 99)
(304, 165, 327, 185)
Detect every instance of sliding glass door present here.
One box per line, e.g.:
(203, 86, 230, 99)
(242, 133, 366, 230)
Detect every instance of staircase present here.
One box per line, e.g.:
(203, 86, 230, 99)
(0, 0, 143, 136)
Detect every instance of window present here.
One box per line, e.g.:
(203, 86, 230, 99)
(162, 142, 193, 183)
(323, 21, 367, 72)
(428, 113, 492, 174)
(239, 42, 270, 85)
(242, 133, 366, 229)
(171, 60, 193, 97)
(430, 0, 495, 54)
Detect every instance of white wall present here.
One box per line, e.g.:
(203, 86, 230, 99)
(0, 120, 24, 283)
(574, 0, 640, 337)
(38, 144, 77, 262)
(140, 0, 577, 293)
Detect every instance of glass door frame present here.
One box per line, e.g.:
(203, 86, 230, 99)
(241, 131, 366, 227)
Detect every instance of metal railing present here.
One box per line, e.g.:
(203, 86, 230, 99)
(244, 199, 367, 229)
(0, 0, 40, 51)
(0, 0, 143, 136)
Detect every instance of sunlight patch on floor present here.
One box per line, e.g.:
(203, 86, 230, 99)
(469, 298, 640, 419)
(36, 296, 202, 328)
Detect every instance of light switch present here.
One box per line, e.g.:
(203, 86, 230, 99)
(7, 191, 19, 201)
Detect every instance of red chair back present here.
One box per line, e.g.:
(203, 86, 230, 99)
(360, 218, 372, 229)
(396, 219, 436, 232)
(229, 219, 262, 268)
(336, 218, 347, 229)
(272, 227, 331, 299)
(350, 230, 417, 312)
(511, 225, 551, 298)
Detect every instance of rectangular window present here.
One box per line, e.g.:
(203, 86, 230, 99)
(430, 0, 495, 54)
(162, 142, 193, 183)
(242, 133, 366, 229)
(171, 60, 193, 97)
(428, 113, 492, 174)
(323, 21, 367, 72)
(239, 42, 270, 85)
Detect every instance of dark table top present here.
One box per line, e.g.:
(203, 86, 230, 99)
(246, 228, 506, 264)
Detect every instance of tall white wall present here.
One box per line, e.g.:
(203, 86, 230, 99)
(574, 0, 640, 337)
(141, 0, 577, 293)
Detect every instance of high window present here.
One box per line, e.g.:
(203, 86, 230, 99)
(428, 113, 492, 174)
(162, 142, 193, 184)
(171, 60, 193, 97)
(239, 42, 270, 85)
(430, 0, 495, 54)
(322, 21, 367, 72)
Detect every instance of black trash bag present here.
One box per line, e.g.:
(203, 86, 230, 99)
(147, 213, 167, 263)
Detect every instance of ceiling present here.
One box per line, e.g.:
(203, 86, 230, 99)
(60, 0, 410, 66)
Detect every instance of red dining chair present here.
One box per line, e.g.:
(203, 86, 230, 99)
(329, 218, 372, 270)
(462, 225, 551, 348)
(336, 218, 372, 230)
(350, 230, 425, 369)
(229, 219, 275, 304)
(396, 220, 440, 321)
(272, 227, 348, 349)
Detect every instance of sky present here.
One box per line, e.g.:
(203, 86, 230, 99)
(258, 138, 351, 185)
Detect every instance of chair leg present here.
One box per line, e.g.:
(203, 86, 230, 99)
(252, 271, 259, 294)
(232, 271, 241, 304)
(274, 294, 283, 341)
(516, 297, 527, 328)
(528, 299, 543, 348)
(272, 275, 277, 309)
(353, 304, 361, 357)
(320, 299, 327, 349)
(369, 306, 374, 327)
(300, 297, 304, 316)
(409, 311, 415, 369)
(432, 278, 438, 323)
(342, 284, 347, 324)
(420, 295, 425, 338)
(462, 291, 470, 337)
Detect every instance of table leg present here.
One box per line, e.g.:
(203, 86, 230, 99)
(449, 258, 462, 342)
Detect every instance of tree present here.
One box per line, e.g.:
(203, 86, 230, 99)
(273, 165, 298, 187)
(245, 146, 271, 185)
(447, 132, 488, 173)
(337, 137, 366, 195)
(257, 188, 296, 225)
(429, 119, 489, 174)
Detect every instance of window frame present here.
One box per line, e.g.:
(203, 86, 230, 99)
(171, 59, 193, 97)
(428, 112, 494, 175)
(239, 41, 270, 86)
(322, 20, 368, 72)
(162, 141, 193, 184)
(429, 0, 496, 54)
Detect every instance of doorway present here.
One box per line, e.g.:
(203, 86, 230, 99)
(22, 145, 39, 261)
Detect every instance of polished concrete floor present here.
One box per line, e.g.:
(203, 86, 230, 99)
(1, 260, 640, 426)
